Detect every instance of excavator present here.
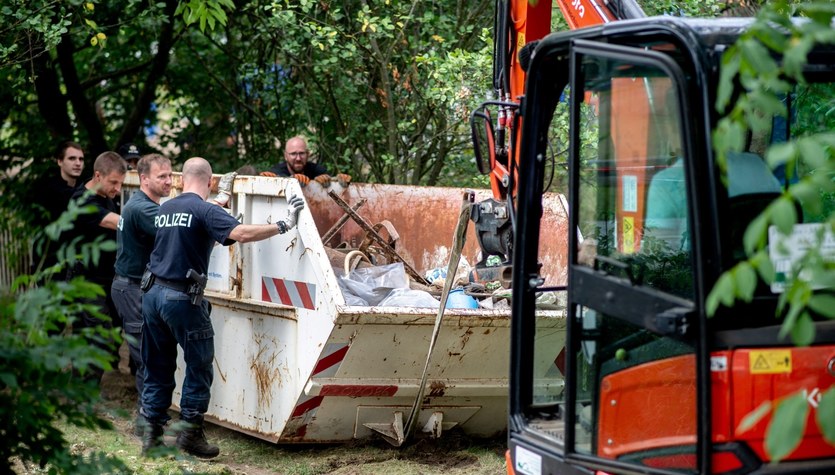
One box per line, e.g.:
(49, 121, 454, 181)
(470, 1, 835, 474)
(469, 0, 643, 287)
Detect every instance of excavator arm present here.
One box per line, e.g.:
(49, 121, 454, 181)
(470, 0, 644, 286)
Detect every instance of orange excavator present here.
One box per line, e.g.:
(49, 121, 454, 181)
(471, 1, 835, 474)
(469, 0, 644, 287)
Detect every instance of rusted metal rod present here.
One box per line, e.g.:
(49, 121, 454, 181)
(327, 191, 428, 285)
(321, 197, 367, 245)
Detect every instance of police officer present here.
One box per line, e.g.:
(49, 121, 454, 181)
(111, 154, 172, 407)
(140, 157, 304, 458)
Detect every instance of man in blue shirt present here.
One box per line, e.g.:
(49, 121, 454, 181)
(140, 157, 304, 458)
(111, 154, 172, 406)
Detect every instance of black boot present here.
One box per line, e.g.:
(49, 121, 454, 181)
(141, 419, 165, 455)
(176, 421, 219, 459)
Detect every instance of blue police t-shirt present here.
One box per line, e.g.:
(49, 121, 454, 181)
(114, 190, 158, 279)
(148, 192, 240, 281)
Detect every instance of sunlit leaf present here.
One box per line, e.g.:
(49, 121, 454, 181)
(737, 400, 772, 434)
(765, 392, 808, 462)
(790, 311, 815, 346)
(740, 39, 779, 74)
(797, 137, 828, 169)
(707, 272, 735, 316)
(770, 197, 797, 235)
(818, 388, 835, 446)
(765, 142, 797, 169)
(743, 213, 770, 256)
(807, 294, 835, 319)
(735, 262, 758, 302)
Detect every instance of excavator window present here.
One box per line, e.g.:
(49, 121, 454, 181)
(573, 57, 694, 300)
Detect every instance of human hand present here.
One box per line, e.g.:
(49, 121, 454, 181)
(313, 174, 331, 187)
(293, 173, 310, 187)
(283, 194, 305, 230)
(215, 171, 237, 207)
(336, 173, 352, 187)
(259, 171, 277, 177)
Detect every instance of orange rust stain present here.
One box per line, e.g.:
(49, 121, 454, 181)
(428, 380, 446, 398)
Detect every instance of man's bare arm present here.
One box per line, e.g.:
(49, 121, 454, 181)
(99, 212, 120, 230)
(228, 224, 281, 243)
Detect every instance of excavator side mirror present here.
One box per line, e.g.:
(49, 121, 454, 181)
(471, 105, 496, 175)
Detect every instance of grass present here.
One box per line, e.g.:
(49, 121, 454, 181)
(17, 370, 507, 475)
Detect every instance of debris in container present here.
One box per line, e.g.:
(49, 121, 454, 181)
(378, 288, 441, 307)
(446, 288, 478, 309)
(424, 258, 472, 290)
(337, 262, 440, 308)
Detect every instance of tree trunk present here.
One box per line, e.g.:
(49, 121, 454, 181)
(117, 0, 178, 148)
(56, 35, 107, 155)
(31, 44, 72, 141)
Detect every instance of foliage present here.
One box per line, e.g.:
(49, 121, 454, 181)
(0, 0, 492, 204)
(706, 0, 835, 461)
(0, 202, 125, 472)
(233, 0, 492, 185)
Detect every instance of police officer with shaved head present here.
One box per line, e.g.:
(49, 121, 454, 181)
(140, 157, 304, 459)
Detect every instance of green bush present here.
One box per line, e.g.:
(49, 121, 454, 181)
(0, 202, 127, 473)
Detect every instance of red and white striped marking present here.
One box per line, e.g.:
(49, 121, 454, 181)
(261, 276, 316, 310)
(283, 342, 400, 439)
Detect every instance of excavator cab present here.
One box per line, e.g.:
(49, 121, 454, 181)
(506, 17, 835, 475)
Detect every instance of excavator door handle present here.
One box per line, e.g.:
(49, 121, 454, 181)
(655, 306, 693, 336)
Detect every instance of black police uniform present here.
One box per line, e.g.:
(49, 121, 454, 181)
(66, 186, 120, 382)
(140, 192, 239, 428)
(111, 189, 158, 396)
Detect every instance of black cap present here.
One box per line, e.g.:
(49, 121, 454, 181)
(118, 143, 141, 161)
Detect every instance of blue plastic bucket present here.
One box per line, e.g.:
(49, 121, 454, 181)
(446, 289, 479, 309)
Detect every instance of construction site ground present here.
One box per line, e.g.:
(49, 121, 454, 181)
(15, 343, 507, 475)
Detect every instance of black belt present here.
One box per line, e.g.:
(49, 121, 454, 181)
(114, 275, 142, 285)
(154, 276, 189, 293)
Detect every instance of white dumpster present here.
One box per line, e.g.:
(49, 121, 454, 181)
(123, 173, 568, 443)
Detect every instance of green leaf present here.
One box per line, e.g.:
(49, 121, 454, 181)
(765, 142, 797, 169)
(0, 372, 18, 389)
(707, 272, 735, 316)
(797, 137, 828, 170)
(743, 213, 770, 256)
(740, 39, 778, 74)
(790, 311, 815, 346)
(807, 294, 835, 319)
(818, 388, 835, 446)
(765, 392, 808, 462)
(715, 49, 740, 111)
(735, 262, 758, 302)
(770, 197, 797, 235)
(779, 284, 809, 340)
(737, 400, 772, 434)
(752, 250, 776, 283)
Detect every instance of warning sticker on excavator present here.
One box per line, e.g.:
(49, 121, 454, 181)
(622, 217, 635, 253)
(749, 350, 792, 374)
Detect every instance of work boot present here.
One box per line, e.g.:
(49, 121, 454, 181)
(176, 422, 220, 459)
(133, 414, 143, 437)
(141, 419, 165, 455)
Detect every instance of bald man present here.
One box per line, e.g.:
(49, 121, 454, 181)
(139, 157, 304, 458)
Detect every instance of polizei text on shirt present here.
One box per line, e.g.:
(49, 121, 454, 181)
(156, 212, 193, 228)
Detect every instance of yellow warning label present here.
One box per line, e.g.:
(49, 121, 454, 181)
(622, 217, 635, 253)
(749, 350, 792, 374)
